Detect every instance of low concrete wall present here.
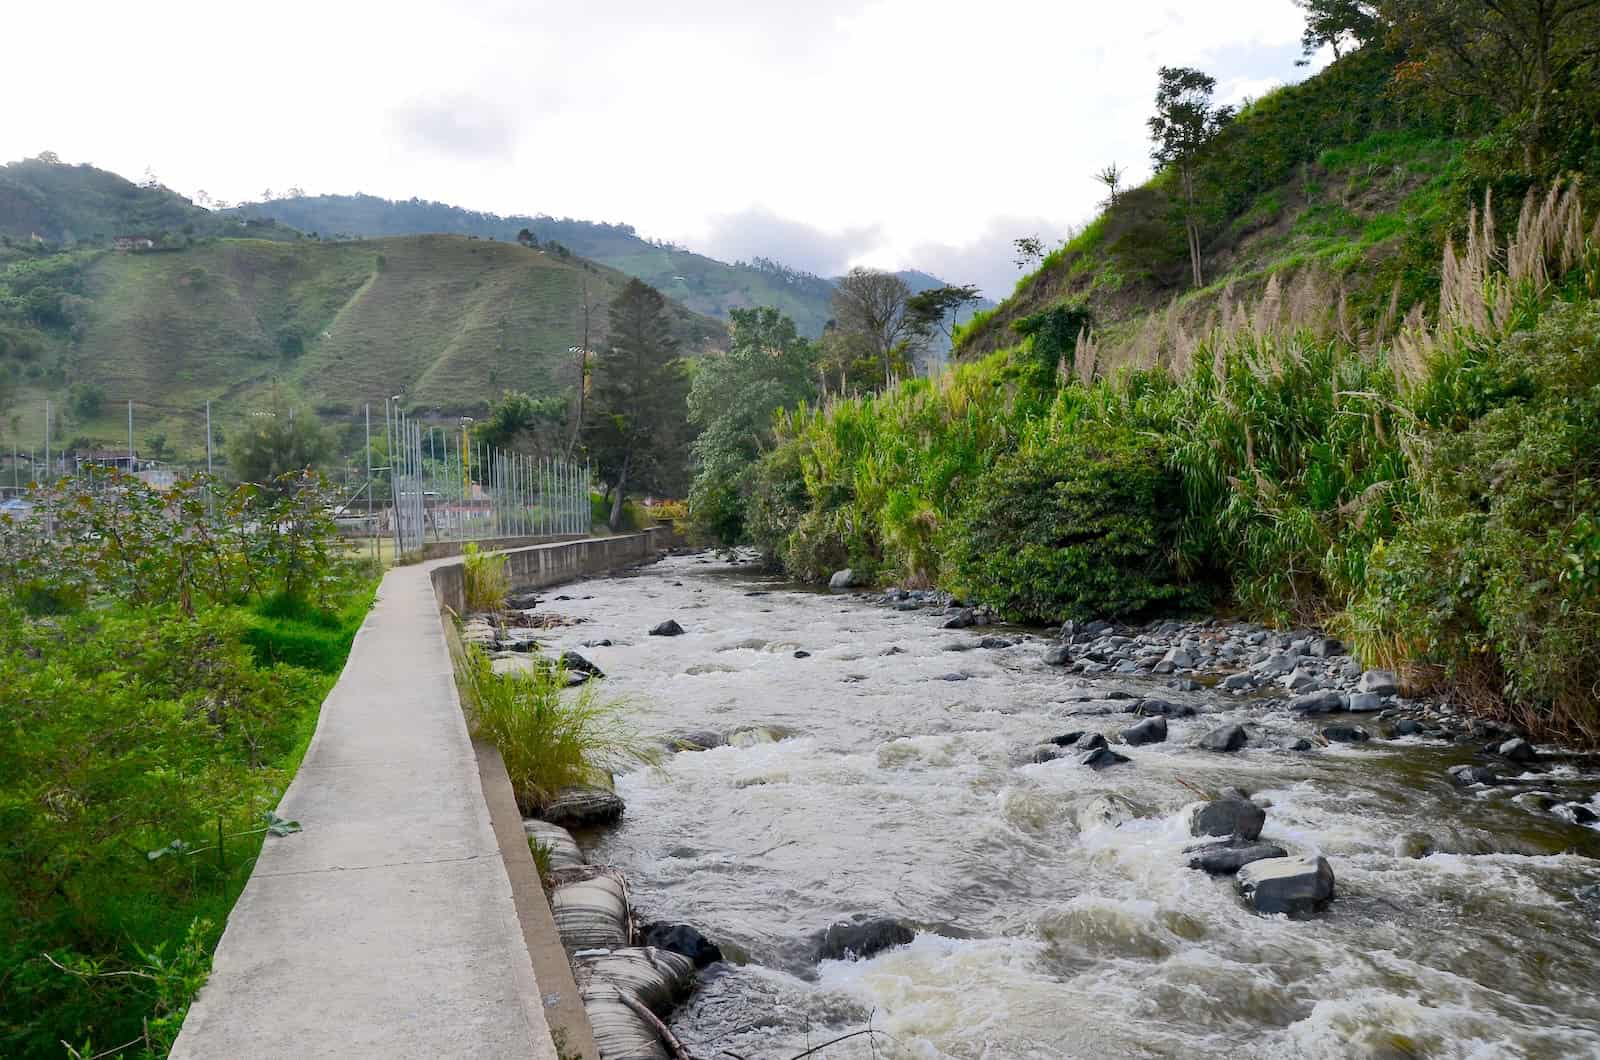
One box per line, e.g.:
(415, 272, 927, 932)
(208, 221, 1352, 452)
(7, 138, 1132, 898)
(417, 533, 586, 562)
(431, 528, 669, 613)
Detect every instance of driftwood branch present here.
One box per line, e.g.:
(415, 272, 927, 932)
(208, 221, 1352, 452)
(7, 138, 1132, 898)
(618, 992, 696, 1060)
(1174, 775, 1211, 800)
(785, 1027, 886, 1058)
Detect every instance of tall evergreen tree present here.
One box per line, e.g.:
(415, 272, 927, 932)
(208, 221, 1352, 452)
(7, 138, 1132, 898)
(586, 279, 687, 530)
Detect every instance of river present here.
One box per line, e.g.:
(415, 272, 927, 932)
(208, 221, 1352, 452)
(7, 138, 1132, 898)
(537, 552, 1600, 1060)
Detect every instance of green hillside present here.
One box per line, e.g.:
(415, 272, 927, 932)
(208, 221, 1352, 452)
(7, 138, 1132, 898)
(0, 234, 723, 461)
(226, 194, 993, 338)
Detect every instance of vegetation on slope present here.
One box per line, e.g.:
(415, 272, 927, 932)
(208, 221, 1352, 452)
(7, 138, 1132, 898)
(225, 192, 994, 338)
(0, 232, 723, 463)
(0, 472, 375, 1056)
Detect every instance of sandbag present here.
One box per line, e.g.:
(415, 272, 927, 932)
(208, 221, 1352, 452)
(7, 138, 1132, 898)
(575, 947, 695, 1060)
(549, 865, 631, 951)
(542, 785, 626, 826)
(523, 819, 585, 871)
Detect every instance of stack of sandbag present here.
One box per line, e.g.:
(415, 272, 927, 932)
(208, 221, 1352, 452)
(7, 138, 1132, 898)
(548, 865, 632, 950)
(574, 948, 695, 1060)
(523, 819, 585, 871)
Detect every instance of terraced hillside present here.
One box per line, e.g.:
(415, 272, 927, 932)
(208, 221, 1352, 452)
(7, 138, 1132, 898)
(3, 234, 723, 459)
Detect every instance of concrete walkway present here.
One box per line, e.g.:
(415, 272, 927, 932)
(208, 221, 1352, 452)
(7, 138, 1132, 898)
(172, 562, 557, 1059)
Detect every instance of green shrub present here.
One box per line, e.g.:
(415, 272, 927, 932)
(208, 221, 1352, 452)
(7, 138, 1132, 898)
(944, 423, 1194, 622)
(456, 644, 650, 815)
(1346, 300, 1600, 741)
(462, 542, 508, 612)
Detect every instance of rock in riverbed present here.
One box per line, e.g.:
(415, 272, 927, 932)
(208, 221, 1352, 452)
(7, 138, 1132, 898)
(1080, 746, 1131, 769)
(828, 568, 861, 590)
(1121, 716, 1168, 746)
(649, 619, 684, 637)
(1290, 690, 1345, 715)
(559, 650, 604, 678)
(814, 917, 915, 961)
(640, 922, 723, 968)
(1237, 855, 1336, 917)
(1321, 725, 1370, 743)
(1186, 837, 1287, 875)
(1042, 644, 1073, 666)
(1199, 724, 1248, 752)
(1192, 796, 1266, 841)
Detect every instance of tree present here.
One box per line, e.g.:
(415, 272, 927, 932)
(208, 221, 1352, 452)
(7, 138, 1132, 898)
(830, 268, 920, 389)
(585, 279, 688, 530)
(1093, 163, 1127, 209)
(906, 284, 983, 360)
(229, 400, 332, 486)
(516, 227, 538, 247)
(144, 432, 172, 462)
(1148, 66, 1234, 289)
(1013, 236, 1046, 270)
(816, 321, 882, 396)
(686, 307, 818, 541)
(1379, 0, 1600, 173)
(1294, 0, 1381, 62)
(474, 390, 568, 454)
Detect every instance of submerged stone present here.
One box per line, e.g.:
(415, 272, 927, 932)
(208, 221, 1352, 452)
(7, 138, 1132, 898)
(1186, 838, 1287, 875)
(649, 619, 685, 637)
(814, 917, 915, 962)
(1199, 724, 1248, 753)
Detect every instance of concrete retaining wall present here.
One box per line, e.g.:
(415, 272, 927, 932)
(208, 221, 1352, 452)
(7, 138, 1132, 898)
(431, 528, 669, 614)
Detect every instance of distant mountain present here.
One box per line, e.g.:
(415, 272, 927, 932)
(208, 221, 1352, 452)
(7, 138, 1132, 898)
(225, 193, 994, 341)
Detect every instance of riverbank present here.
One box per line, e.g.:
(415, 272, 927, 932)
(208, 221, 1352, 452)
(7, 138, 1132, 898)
(514, 550, 1600, 1058)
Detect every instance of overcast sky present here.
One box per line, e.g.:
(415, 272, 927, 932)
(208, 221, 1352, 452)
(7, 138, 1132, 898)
(5, 1, 1325, 297)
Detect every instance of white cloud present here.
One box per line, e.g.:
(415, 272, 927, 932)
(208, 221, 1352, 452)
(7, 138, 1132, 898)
(3, 0, 1321, 297)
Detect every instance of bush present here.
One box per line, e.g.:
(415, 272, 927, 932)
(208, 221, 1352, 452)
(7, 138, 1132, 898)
(944, 423, 1195, 622)
(1346, 300, 1600, 741)
(456, 644, 649, 815)
(462, 543, 508, 612)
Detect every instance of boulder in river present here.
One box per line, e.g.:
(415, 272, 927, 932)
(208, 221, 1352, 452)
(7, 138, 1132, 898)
(1289, 690, 1345, 715)
(559, 650, 605, 679)
(1049, 731, 1086, 747)
(640, 922, 723, 969)
(1137, 698, 1196, 718)
(1080, 746, 1131, 769)
(1448, 764, 1500, 787)
(1357, 669, 1399, 695)
(793, 649, 812, 659)
(943, 608, 977, 629)
(1237, 855, 1336, 917)
(1121, 716, 1168, 746)
(1321, 725, 1370, 743)
(1191, 796, 1266, 840)
(1344, 692, 1383, 713)
(1392, 718, 1425, 736)
(1186, 838, 1287, 875)
(1221, 673, 1257, 692)
(1199, 724, 1248, 753)
(979, 636, 1014, 650)
(505, 589, 542, 610)
(540, 785, 626, 827)
(1498, 738, 1538, 764)
(649, 619, 685, 637)
(815, 917, 915, 962)
(828, 568, 860, 590)
(1078, 732, 1109, 752)
(1042, 644, 1073, 666)
(665, 729, 725, 752)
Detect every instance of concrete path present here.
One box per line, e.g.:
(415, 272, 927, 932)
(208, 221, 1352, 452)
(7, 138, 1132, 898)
(172, 562, 557, 1059)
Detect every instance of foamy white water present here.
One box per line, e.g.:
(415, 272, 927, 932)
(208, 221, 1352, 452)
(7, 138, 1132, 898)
(537, 554, 1600, 1059)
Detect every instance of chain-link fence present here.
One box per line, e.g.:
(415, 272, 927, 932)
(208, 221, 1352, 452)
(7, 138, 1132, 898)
(0, 396, 593, 559)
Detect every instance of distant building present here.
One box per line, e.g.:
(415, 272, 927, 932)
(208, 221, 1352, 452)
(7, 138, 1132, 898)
(73, 448, 139, 473)
(0, 496, 34, 518)
(112, 234, 157, 251)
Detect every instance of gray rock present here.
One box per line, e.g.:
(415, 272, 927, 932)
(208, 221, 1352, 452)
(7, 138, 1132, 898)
(1321, 725, 1370, 743)
(815, 918, 915, 962)
(1280, 666, 1318, 692)
(1448, 764, 1500, 786)
(1345, 692, 1384, 713)
(581, 638, 614, 648)
(1357, 669, 1399, 696)
(937, 672, 969, 682)
(640, 922, 722, 969)
(1199, 724, 1249, 752)
(1169, 678, 1202, 692)
(505, 590, 542, 610)
(665, 730, 725, 752)
(1078, 733, 1109, 752)
(1393, 718, 1425, 736)
(556, 651, 601, 678)
(649, 619, 685, 637)
(1186, 838, 1288, 875)
(1043, 644, 1073, 666)
(1221, 673, 1257, 691)
(1161, 646, 1197, 670)
(943, 609, 977, 630)
(1286, 738, 1316, 752)
(1030, 745, 1067, 764)
(1309, 636, 1344, 658)
(1254, 653, 1300, 678)
(1289, 691, 1345, 715)
(1121, 716, 1168, 746)
(1080, 746, 1131, 769)
(1192, 797, 1266, 840)
(828, 569, 859, 590)
(1049, 731, 1086, 747)
(793, 649, 811, 659)
(1498, 738, 1537, 764)
(1137, 698, 1196, 718)
(1237, 856, 1336, 917)
(979, 636, 1014, 650)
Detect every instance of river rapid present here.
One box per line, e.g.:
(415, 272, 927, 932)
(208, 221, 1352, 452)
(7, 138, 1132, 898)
(537, 552, 1600, 1060)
